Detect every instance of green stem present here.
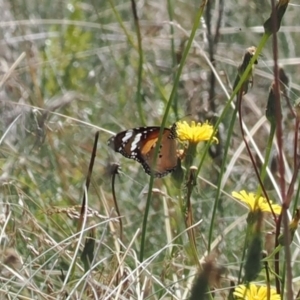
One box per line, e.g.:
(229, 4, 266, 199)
(199, 33, 271, 252)
(139, 0, 207, 262)
(256, 124, 276, 197)
(207, 104, 237, 251)
(167, 0, 178, 119)
(108, 0, 136, 48)
(197, 32, 270, 178)
(184, 143, 197, 172)
(237, 224, 251, 283)
(131, 0, 146, 125)
(110, 0, 146, 124)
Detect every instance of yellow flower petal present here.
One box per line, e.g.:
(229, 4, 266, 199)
(176, 121, 218, 144)
(232, 190, 282, 214)
(234, 283, 281, 300)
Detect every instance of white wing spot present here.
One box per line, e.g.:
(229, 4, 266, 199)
(131, 133, 142, 151)
(122, 130, 133, 143)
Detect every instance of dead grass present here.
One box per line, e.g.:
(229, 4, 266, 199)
(0, 0, 299, 299)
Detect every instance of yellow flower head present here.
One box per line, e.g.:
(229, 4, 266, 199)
(176, 121, 218, 144)
(232, 190, 282, 215)
(234, 283, 281, 300)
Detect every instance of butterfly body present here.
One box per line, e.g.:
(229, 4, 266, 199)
(107, 124, 178, 177)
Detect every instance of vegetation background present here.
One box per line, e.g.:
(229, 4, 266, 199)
(0, 0, 299, 299)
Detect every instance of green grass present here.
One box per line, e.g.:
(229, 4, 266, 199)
(0, 0, 299, 299)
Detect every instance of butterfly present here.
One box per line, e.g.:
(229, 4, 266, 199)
(107, 123, 178, 177)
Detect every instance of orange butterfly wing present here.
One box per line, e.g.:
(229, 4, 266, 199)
(108, 125, 178, 177)
(139, 129, 177, 176)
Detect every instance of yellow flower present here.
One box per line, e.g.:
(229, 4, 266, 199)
(234, 283, 281, 300)
(232, 190, 282, 215)
(176, 121, 218, 144)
